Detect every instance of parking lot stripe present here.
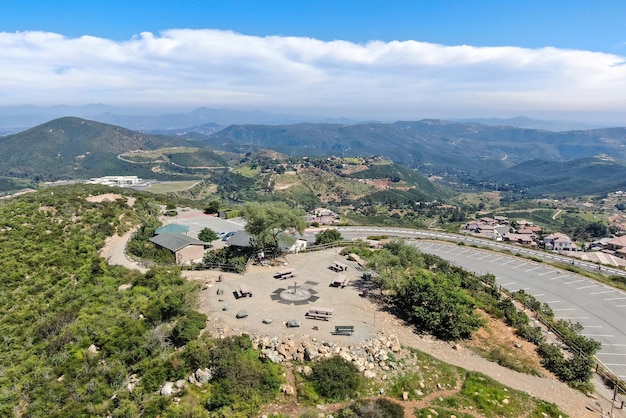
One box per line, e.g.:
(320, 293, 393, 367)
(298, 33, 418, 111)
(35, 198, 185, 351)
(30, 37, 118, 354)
(564, 279, 584, 285)
(604, 297, 626, 301)
(576, 284, 599, 290)
(581, 334, 614, 337)
(500, 281, 515, 286)
(591, 290, 614, 295)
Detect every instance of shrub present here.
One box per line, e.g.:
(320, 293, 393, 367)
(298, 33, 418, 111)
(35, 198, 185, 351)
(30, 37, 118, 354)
(198, 227, 218, 242)
(170, 311, 207, 347)
(207, 336, 282, 414)
(310, 356, 361, 401)
(336, 398, 404, 418)
(314, 229, 343, 245)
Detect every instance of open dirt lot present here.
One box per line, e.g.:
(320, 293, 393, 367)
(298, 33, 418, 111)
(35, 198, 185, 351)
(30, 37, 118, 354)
(184, 249, 379, 343)
(183, 248, 625, 417)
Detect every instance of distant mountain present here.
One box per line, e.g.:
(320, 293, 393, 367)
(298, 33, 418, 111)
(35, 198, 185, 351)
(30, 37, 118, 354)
(201, 120, 626, 179)
(489, 156, 626, 197)
(141, 122, 226, 138)
(0, 104, 116, 130)
(0, 105, 359, 132)
(0, 117, 193, 181)
(453, 116, 608, 131)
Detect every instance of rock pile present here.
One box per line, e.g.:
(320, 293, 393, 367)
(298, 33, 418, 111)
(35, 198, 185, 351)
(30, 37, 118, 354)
(251, 332, 404, 380)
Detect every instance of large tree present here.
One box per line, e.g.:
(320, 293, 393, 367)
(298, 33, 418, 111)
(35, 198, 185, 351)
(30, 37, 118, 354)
(240, 202, 307, 250)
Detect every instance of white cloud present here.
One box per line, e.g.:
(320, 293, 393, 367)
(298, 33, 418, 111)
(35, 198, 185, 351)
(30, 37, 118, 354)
(0, 29, 625, 119)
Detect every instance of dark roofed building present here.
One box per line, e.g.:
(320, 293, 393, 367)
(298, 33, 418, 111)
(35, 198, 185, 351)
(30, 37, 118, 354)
(225, 230, 253, 248)
(149, 233, 208, 264)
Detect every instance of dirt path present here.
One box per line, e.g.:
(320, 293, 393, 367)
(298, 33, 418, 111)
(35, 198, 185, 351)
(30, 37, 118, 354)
(100, 227, 147, 273)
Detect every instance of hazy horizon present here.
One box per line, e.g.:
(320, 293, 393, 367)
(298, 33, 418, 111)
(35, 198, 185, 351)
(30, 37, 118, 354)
(1, 1, 626, 125)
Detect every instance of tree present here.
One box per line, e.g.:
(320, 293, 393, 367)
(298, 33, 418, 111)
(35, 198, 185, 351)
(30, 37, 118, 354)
(314, 229, 343, 245)
(240, 202, 306, 250)
(198, 227, 218, 242)
(204, 200, 221, 214)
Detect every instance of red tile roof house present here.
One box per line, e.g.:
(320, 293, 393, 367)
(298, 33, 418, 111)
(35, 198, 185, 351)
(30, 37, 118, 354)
(607, 236, 626, 258)
(543, 233, 577, 252)
(503, 233, 538, 247)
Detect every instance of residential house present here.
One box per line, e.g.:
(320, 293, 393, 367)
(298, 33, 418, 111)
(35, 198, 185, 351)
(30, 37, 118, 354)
(544, 233, 577, 252)
(605, 236, 626, 259)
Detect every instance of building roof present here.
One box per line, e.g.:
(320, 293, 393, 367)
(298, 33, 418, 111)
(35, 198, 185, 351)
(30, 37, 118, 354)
(226, 230, 253, 247)
(608, 235, 626, 248)
(155, 224, 190, 235)
(149, 233, 206, 252)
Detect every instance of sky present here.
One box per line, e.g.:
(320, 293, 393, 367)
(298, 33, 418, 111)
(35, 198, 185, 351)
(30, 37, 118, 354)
(1, 0, 626, 122)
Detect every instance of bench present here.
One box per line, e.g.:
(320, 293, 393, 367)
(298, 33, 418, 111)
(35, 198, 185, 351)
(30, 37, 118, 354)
(330, 261, 348, 272)
(334, 325, 354, 336)
(306, 307, 334, 321)
(274, 269, 297, 279)
(331, 274, 350, 288)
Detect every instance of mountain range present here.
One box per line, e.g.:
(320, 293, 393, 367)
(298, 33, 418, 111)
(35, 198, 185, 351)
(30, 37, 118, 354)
(3, 116, 626, 197)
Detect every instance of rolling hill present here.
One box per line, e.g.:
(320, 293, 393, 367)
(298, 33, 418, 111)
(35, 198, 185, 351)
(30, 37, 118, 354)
(0, 117, 195, 181)
(201, 120, 626, 180)
(490, 156, 626, 197)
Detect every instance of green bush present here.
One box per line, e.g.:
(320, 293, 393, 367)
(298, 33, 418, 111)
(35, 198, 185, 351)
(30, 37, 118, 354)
(207, 336, 282, 415)
(336, 398, 404, 418)
(170, 311, 207, 347)
(310, 356, 362, 401)
(314, 228, 343, 245)
(198, 227, 218, 242)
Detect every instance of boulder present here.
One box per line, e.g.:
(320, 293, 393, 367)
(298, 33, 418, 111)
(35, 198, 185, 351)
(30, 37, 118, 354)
(304, 347, 319, 361)
(160, 382, 174, 396)
(363, 370, 377, 379)
(280, 384, 295, 396)
(261, 348, 283, 363)
(195, 368, 212, 384)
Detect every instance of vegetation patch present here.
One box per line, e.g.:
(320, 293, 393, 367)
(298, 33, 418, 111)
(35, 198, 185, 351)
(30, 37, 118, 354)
(433, 372, 566, 418)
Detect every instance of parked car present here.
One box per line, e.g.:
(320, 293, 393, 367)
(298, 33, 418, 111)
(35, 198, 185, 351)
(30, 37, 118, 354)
(222, 231, 236, 241)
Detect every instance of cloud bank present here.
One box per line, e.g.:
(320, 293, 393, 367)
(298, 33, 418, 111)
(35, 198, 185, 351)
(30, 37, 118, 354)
(0, 29, 625, 119)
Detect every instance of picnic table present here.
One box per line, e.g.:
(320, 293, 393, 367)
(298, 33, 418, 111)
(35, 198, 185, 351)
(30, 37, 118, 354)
(236, 284, 252, 298)
(306, 307, 334, 321)
(331, 274, 350, 288)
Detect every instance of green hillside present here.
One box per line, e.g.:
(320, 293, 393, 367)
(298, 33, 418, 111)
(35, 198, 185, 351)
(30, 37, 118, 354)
(491, 156, 626, 197)
(0, 117, 193, 181)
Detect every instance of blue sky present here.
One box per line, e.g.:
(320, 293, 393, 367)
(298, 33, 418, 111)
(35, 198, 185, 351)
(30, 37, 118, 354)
(1, 0, 626, 121)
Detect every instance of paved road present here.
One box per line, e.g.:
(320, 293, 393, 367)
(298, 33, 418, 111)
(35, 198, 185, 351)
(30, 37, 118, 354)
(410, 240, 626, 381)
